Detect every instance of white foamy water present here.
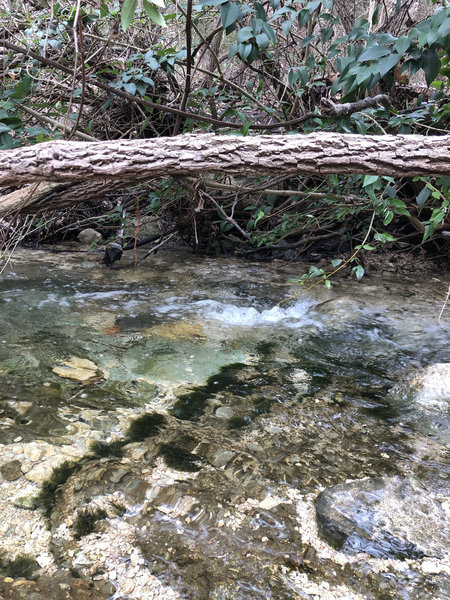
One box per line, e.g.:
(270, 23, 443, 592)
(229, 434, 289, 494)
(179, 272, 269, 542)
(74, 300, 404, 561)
(154, 298, 317, 328)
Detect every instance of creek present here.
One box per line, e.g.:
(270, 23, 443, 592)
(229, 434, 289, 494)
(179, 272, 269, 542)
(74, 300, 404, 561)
(0, 248, 448, 600)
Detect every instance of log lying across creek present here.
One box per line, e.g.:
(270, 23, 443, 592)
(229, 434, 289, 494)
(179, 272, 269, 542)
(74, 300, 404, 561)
(0, 132, 448, 215)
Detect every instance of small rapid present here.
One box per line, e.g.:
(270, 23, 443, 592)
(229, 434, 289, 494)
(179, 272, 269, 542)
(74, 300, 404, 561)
(154, 297, 317, 328)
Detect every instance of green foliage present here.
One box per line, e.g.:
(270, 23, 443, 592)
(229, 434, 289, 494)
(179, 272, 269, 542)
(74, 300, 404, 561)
(1, 0, 448, 259)
(121, 0, 166, 31)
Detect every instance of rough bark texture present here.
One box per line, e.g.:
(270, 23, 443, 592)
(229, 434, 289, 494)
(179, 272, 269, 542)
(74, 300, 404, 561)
(0, 133, 448, 188)
(0, 181, 131, 217)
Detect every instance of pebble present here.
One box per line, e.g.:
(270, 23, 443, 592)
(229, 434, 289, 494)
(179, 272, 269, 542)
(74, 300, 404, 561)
(421, 560, 441, 574)
(1, 459, 23, 481)
(215, 406, 234, 419)
(23, 442, 55, 462)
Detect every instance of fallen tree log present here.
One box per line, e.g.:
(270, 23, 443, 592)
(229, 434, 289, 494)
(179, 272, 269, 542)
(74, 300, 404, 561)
(0, 133, 449, 189)
(0, 180, 133, 218)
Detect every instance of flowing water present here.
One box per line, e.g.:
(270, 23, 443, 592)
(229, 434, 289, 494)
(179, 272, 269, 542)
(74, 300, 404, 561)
(0, 248, 448, 600)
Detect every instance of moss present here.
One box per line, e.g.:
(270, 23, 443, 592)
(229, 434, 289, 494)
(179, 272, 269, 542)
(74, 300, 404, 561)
(252, 397, 274, 415)
(110, 501, 126, 517)
(73, 507, 107, 540)
(228, 416, 252, 429)
(89, 439, 126, 458)
(0, 554, 39, 579)
(159, 442, 202, 472)
(125, 412, 166, 442)
(38, 460, 80, 518)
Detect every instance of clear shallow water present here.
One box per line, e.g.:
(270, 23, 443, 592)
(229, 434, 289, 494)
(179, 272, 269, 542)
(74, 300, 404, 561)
(0, 248, 449, 598)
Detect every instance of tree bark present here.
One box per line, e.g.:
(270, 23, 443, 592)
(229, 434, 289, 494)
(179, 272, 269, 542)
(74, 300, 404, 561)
(0, 180, 131, 218)
(0, 133, 448, 188)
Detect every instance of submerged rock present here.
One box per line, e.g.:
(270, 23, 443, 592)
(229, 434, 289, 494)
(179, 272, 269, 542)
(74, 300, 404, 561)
(392, 363, 450, 412)
(52, 356, 108, 383)
(315, 477, 449, 559)
(0, 460, 22, 481)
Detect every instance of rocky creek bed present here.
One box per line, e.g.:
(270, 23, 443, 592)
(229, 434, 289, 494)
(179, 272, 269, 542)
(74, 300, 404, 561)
(0, 248, 448, 600)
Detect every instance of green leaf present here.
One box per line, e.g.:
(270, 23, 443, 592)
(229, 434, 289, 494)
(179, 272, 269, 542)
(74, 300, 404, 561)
(362, 175, 379, 187)
(123, 82, 137, 95)
(351, 265, 365, 280)
(383, 210, 394, 226)
(422, 223, 434, 243)
(395, 36, 410, 56)
(308, 266, 323, 278)
(143, 0, 167, 26)
(324, 279, 331, 289)
(149, 0, 165, 7)
(239, 42, 253, 60)
(362, 244, 376, 250)
(421, 48, 441, 86)
(254, 2, 267, 21)
(255, 32, 269, 50)
(220, 1, 243, 30)
(376, 52, 401, 78)
(121, 0, 137, 31)
(384, 185, 396, 199)
(331, 258, 343, 267)
(416, 186, 431, 210)
(237, 26, 253, 42)
(359, 45, 390, 62)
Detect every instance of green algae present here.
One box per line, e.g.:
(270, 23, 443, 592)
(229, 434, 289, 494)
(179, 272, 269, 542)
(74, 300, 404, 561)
(89, 439, 126, 458)
(38, 460, 81, 518)
(228, 416, 252, 429)
(125, 412, 166, 442)
(0, 554, 39, 579)
(73, 507, 107, 540)
(159, 442, 202, 472)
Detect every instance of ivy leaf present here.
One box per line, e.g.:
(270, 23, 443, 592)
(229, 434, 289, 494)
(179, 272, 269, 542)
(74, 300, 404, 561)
(220, 1, 243, 31)
(395, 36, 410, 56)
(359, 44, 390, 62)
(376, 52, 401, 78)
(351, 265, 365, 280)
(421, 48, 441, 86)
(254, 2, 266, 21)
(121, 0, 137, 31)
(123, 82, 137, 95)
(383, 210, 394, 226)
(237, 26, 253, 42)
(255, 32, 269, 50)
